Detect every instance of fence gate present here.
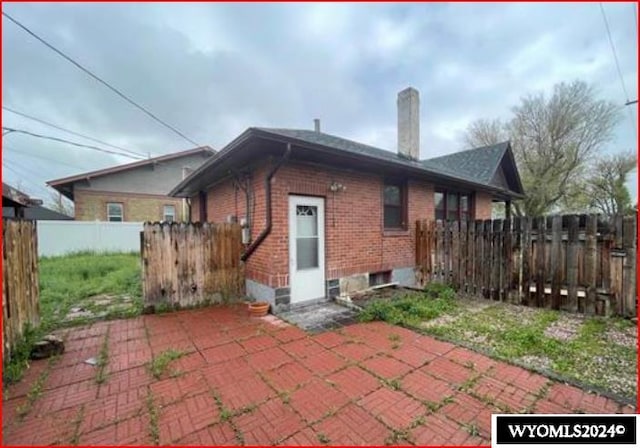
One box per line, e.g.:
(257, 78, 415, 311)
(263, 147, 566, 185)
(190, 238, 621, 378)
(141, 222, 245, 311)
(416, 214, 637, 317)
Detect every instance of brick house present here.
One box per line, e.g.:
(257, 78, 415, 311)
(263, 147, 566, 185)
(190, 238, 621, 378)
(170, 88, 524, 311)
(48, 147, 214, 222)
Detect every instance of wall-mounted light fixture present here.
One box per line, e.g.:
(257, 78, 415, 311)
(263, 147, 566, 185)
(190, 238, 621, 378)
(329, 181, 347, 192)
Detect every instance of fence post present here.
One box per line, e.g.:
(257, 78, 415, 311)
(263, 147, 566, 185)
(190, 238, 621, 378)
(491, 220, 501, 300)
(622, 216, 637, 318)
(535, 217, 546, 307)
(565, 215, 579, 313)
(521, 217, 531, 306)
(503, 218, 512, 302)
(451, 220, 459, 289)
(584, 214, 598, 315)
(550, 215, 562, 310)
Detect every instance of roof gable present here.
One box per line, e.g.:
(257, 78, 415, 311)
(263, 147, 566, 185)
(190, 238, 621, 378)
(421, 141, 524, 195)
(48, 146, 214, 188)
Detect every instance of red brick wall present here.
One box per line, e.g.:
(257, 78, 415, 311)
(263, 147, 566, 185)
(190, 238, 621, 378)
(195, 160, 495, 288)
(475, 192, 493, 220)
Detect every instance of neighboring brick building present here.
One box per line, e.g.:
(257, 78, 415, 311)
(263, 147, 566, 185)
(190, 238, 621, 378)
(173, 88, 524, 311)
(48, 147, 214, 222)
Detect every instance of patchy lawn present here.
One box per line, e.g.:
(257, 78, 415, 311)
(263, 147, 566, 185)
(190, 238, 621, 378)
(358, 286, 637, 401)
(39, 251, 142, 330)
(3, 252, 142, 385)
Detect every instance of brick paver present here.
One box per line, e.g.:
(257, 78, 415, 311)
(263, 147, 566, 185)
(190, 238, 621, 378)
(3, 304, 634, 446)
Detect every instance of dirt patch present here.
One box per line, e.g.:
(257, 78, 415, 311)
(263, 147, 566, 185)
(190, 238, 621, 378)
(544, 315, 583, 342)
(518, 355, 553, 371)
(605, 327, 637, 349)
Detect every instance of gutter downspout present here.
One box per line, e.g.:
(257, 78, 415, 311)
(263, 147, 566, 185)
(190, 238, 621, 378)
(240, 143, 292, 262)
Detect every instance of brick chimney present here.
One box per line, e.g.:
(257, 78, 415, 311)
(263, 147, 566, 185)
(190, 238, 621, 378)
(397, 87, 420, 160)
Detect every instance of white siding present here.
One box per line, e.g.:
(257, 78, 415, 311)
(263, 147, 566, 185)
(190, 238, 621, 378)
(37, 221, 143, 257)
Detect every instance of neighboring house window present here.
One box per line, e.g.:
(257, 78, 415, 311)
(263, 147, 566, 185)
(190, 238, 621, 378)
(107, 203, 123, 222)
(435, 190, 472, 221)
(383, 180, 406, 229)
(163, 205, 176, 222)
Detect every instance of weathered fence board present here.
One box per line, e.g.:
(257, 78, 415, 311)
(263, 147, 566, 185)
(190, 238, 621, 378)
(416, 214, 637, 317)
(141, 222, 244, 310)
(3, 219, 40, 364)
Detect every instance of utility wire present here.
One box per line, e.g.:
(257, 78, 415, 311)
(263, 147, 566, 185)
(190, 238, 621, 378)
(2, 127, 146, 160)
(2, 162, 54, 199)
(4, 144, 90, 170)
(2, 11, 200, 147)
(599, 3, 636, 135)
(3, 106, 148, 158)
(599, 3, 631, 102)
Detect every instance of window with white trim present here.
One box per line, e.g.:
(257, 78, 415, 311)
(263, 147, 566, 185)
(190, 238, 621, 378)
(107, 203, 123, 222)
(163, 205, 176, 222)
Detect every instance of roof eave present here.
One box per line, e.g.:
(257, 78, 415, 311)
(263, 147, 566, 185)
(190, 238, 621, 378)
(169, 130, 256, 197)
(48, 146, 215, 189)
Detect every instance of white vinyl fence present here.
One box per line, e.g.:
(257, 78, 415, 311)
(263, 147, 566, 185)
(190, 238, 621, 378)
(37, 221, 143, 257)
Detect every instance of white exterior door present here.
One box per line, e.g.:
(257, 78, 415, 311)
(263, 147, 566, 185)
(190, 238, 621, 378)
(289, 195, 325, 303)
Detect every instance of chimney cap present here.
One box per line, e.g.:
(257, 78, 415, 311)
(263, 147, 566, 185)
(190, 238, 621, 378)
(313, 118, 321, 133)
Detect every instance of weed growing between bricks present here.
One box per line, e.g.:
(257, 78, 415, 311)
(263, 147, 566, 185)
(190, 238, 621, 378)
(148, 349, 185, 379)
(146, 391, 160, 445)
(69, 404, 85, 445)
(95, 329, 110, 384)
(15, 355, 58, 419)
(210, 391, 244, 444)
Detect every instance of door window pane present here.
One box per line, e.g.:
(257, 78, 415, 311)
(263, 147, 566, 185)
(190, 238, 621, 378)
(296, 205, 319, 269)
(296, 237, 319, 269)
(296, 206, 317, 237)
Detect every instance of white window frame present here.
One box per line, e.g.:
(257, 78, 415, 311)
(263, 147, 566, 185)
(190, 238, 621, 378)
(107, 202, 123, 222)
(163, 204, 176, 222)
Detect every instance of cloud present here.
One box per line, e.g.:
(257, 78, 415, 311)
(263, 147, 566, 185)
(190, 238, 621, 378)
(2, 3, 637, 203)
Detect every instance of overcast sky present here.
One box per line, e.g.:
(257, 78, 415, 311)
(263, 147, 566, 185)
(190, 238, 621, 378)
(2, 2, 637, 204)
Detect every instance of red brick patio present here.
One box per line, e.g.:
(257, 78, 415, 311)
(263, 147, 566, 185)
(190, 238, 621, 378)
(2, 305, 634, 446)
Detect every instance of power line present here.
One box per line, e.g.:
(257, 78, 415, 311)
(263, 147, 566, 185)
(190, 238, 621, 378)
(4, 144, 90, 170)
(599, 3, 631, 102)
(2, 127, 146, 160)
(3, 106, 148, 158)
(2, 162, 54, 199)
(599, 3, 636, 136)
(2, 11, 200, 147)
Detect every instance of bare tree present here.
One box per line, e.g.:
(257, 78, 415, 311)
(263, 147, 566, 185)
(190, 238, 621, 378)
(464, 80, 621, 216)
(463, 118, 508, 148)
(582, 152, 636, 216)
(47, 191, 74, 217)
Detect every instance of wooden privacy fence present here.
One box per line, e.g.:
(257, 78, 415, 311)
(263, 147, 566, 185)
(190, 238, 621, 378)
(3, 219, 40, 364)
(416, 214, 637, 317)
(141, 222, 244, 310)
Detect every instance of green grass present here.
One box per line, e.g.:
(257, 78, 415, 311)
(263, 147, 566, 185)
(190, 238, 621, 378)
(421, 302, 637, 400)
(39, 251, 142, 330)
(358, 284, 636, 401)
(4, 252, 142, 386)
(359, 283, 457, 326)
